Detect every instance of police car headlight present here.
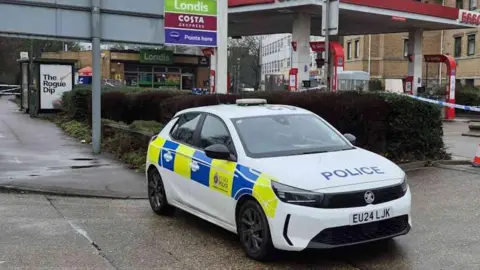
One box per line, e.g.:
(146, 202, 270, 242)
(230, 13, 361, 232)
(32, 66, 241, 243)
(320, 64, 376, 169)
(401, 176, 408, 192)
(271, 181, 324, 207)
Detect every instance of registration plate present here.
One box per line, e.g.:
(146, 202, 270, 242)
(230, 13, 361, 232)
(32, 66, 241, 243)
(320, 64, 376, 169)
(350, 207, 393, 225)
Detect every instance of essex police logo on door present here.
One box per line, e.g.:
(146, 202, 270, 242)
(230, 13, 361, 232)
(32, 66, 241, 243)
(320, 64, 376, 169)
(213, 173, 219, 185)
(364, 191, 375, 204)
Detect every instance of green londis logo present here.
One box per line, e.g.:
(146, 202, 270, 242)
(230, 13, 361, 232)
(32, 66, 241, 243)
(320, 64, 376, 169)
(165, 0, 217, 16)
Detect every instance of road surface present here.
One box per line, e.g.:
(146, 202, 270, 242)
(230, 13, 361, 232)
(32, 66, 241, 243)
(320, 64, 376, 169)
(1, 167, 479, 269)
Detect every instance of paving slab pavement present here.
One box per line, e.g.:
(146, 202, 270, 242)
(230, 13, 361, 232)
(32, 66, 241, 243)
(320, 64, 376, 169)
(443, 121, 480, 160)
(0, 96, 147, 199)
(1, 167, 479, 269)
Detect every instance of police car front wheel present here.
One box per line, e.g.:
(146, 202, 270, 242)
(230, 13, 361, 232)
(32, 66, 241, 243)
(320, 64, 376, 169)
(237, 200, 277, 261)
(148, 168, 175, 216)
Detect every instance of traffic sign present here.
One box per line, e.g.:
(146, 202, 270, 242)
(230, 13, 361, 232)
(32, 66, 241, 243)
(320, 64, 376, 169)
(322, 0, 339, 36)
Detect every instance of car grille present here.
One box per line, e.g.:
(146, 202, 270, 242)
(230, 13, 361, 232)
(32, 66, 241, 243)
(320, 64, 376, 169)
(311, 215, 409, 246)
(320, 184, 405, 209)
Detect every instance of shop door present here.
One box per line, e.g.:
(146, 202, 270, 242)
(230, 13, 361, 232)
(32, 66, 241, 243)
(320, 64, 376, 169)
(181, 73, 195, 91)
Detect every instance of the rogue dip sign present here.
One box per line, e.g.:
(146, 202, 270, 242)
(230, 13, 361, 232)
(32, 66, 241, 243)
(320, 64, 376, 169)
(164, 0, 217, 47)
(39, 64, 73, 110)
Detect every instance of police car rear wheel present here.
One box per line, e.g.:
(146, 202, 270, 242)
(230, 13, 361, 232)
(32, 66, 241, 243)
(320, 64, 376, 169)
(148, 169, 175, 216)
(237, 200, 276, 261)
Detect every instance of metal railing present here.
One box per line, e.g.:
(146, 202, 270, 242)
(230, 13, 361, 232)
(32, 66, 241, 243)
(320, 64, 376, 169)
(0, 85, 21, 96)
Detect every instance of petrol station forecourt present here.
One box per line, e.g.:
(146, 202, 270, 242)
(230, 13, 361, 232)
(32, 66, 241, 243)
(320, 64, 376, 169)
(227, 0, 477, 118)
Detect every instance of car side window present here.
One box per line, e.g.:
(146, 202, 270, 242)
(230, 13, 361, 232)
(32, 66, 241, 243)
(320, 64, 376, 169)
(199, 115, 235, 154)
(170, 113, 202, 146)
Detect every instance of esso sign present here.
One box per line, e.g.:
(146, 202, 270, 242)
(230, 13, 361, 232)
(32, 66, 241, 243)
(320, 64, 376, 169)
(459, 10, 480, 25)
(178, 15, 205, 24)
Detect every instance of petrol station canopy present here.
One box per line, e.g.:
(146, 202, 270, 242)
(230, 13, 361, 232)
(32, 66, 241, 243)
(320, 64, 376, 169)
(228, 0, 479, 36)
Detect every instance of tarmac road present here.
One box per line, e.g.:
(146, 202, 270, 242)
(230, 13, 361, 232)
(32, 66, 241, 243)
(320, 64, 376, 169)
(1, 167, 479, 270)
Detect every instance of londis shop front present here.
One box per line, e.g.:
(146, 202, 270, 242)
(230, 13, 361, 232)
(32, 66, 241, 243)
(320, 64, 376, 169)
(109, 49, 210, 90)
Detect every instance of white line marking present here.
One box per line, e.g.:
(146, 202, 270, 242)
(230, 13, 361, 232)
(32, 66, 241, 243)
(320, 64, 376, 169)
(14, 157, 21, 164)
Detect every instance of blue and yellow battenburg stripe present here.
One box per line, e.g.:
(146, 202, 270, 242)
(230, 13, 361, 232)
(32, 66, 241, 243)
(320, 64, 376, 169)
(147, 137, 279, 218)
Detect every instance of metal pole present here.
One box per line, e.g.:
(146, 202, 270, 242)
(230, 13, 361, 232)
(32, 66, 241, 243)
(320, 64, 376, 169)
(91, 0, 101, 154)
(439, 0, 445, 86)
(323, 0, 330, 90)
(28, 40, 37, 117)
(216, 0, 228, 94)
(368, 34, 371, 74)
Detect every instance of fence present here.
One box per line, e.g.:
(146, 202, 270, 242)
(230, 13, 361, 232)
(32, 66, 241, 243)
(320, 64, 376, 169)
(0, 85, 21, 96)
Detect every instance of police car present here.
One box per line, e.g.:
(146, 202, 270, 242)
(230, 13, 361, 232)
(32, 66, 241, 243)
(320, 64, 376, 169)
(146, 98, 411, 261)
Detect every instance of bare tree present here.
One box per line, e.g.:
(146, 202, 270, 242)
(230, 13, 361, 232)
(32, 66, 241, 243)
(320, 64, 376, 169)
(0, 37, 81, 84)
(228, 36, 261, 91)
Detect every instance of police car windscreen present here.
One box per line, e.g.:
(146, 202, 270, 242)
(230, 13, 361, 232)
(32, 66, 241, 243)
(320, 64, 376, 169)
(232, 114, 353, 158)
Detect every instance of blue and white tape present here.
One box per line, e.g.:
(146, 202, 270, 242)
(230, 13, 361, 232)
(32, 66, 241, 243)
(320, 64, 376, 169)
(191, 88, 210, 95)
(405, 95, 480, 112)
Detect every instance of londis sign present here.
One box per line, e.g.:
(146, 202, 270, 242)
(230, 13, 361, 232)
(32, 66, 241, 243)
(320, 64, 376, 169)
(459, 10, 480, 25)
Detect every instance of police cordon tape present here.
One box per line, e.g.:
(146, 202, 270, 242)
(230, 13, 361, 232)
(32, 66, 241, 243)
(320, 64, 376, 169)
(404, 94, 480, 112)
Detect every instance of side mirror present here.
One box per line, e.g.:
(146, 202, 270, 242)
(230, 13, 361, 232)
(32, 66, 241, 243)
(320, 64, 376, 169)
(344, 133, 356, 145)
(204, 144, 236, 161)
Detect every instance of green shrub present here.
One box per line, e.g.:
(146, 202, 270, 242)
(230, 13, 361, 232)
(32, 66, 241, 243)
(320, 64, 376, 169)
(61, 88, 91, 121)
(128, 120, 164, 134)
(455, 85, 480, 116)
(60, 86, 187, 124)
(60, 87, 448, 163)
(369, 79, 384, 91)
(381, 93, 448, 161)
(58, 120, 92, 143)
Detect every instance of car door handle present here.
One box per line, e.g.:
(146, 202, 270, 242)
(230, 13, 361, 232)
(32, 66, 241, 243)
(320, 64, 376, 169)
(163, 151, 173, 162)
(190, 161, 199, 172)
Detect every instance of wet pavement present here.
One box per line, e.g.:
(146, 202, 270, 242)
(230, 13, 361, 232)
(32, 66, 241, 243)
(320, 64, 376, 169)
(0, 96, 147, 198)
(1, 167, 479, 269)
(443, 121, 480, 160)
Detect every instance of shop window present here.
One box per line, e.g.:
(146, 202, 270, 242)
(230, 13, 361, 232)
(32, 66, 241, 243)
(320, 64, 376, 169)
(347, 42, 352, 60)
(468, 34, 476, 56)
(139, 73, 153, 87)
(456, 0, 463, 9)
(125, 74, 138, 87)
(354, 40, 360, 58)
(454, 36, 462, 57)
(168, 67, 181, 73)
(124, 63, 138, 72)
(154, 67, 166, 73)
(139, 65, 152, 72)
(466, 79, 475, 87)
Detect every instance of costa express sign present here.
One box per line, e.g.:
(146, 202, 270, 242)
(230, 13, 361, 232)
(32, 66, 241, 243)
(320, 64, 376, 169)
(459, 10, 480, 25)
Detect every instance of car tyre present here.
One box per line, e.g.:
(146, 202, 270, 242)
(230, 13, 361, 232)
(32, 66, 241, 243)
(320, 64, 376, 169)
(237, 199, 277, 261)
(148, 168, 175, 216)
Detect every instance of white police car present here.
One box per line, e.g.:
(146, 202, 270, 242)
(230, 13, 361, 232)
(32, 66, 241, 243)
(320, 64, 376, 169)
(146, 98, 411, 261)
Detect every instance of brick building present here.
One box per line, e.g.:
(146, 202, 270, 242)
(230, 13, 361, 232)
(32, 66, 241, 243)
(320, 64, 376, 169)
(343, 0, 480, 87)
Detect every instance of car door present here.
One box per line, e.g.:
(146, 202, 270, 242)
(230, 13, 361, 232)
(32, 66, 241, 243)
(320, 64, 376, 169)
(162, 112, 203, 207)
(187, 114, 238, 224)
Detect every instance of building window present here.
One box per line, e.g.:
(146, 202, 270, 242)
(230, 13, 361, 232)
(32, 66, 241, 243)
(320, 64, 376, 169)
(468, 34, 475, 56)
(466, 79, 475, 87)
(454, 36, 462, 57)
(403, 39, 409, 57)
(456, 0, 463, 9)
(354, 40, 360, 58)
(347, 41, 352, 59)
(470, 0, 477, 10)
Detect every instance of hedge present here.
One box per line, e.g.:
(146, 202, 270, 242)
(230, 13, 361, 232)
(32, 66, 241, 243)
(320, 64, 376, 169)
(60, 87, 448, 162)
